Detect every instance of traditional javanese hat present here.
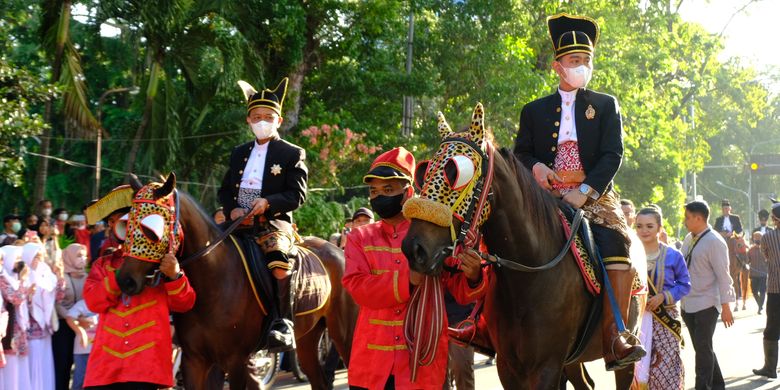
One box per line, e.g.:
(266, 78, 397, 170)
(547, 13, 600, 60)
(363, 147, 415, 184)
(238, 78, 289, 116)
(721, 199, 731, 207)
(85, 185, 134, 225)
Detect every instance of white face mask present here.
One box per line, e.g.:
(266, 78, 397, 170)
(41, 208, 52, 217)
(562, 64, 592, 89)
(58, 213, 69, 222)
(250, 120, 277, 140)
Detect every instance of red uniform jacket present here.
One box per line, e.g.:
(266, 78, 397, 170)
(83, 249, 196, 387)
(343, 219, 488, 390)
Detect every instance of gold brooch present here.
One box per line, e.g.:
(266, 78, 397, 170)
(270, 164, 282, 176)
(585, 105, 596, 120)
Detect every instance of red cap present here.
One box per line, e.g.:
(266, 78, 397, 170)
(363, 147, 415, 184)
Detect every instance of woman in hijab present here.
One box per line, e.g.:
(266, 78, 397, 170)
(0, 244, 32, 390)
(53, 243, 88, 389)
(22, 242, 64, 390)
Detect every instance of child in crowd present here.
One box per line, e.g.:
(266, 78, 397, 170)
(66, 299, 97, 390)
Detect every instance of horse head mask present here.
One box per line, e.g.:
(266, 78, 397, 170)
(402, 103, 494, 275)
(117, 172, 183, 295)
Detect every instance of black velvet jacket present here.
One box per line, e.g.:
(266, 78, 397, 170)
(513, 88, 623, 197)
(714, 215, 743, 235)
(218, 137, 308, 230)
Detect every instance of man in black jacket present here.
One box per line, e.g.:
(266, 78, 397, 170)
(513, 13, 645, 370)
(714, 199, 743, 237)
(218, 77, 308, 352)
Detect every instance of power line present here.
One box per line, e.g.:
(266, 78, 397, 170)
(37, 129, 246, 143)
(23, 151, 364, 193)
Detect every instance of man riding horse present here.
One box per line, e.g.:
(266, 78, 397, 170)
(513, 13, 646, 370)
(218, 77, 308, 353)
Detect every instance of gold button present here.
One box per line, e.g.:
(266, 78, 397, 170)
(243, 158, 248, 162)
(235, 184, 239, 188)
(554, 121, 560, 126)
(233, 197, 237, 200)
(556, 107, 561, 113)
(239, 170, 243, 174)
(552, 133, 558, 138)
(551, 146, 556, 152)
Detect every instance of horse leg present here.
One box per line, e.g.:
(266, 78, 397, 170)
(226, 355, 252, 390)
(182, 354, 220, 390)
(295, 321, 330, 390)
(562, 363, 594, 390)
(613, 363, 635, 390)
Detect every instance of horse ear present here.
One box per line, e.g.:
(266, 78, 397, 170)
(128, 174, 143, 192)
(468, 102, 485, 145)
(153, 172, 177, 199)
(437, 111, 452, 138)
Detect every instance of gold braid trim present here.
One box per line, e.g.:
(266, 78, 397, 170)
(402, 197, 452, 227)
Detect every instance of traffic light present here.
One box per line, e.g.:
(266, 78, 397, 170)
(749, 154, 780, 175)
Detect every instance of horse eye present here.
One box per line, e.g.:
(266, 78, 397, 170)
(140, 214, 166, 242)
(414, 161, 430, 191)
(444, 155, 476, 191)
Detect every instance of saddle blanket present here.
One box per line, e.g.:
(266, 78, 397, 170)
(230, 234, 331, 317)
(559, 210, 644, 296)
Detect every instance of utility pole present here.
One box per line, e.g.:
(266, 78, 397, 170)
(401, 4, 414, 137)
(690, 101, 697, 200)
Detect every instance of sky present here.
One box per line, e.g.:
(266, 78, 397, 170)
(678, 0, 779, 75)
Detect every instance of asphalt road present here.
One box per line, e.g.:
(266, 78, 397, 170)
(273, 300, 780, 389)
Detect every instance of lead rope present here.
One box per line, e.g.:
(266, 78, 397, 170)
(404, 275, 444, 382)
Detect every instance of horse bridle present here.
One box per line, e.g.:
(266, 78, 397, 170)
(134, 188, 251, 285)
(438, 137, 585, 273)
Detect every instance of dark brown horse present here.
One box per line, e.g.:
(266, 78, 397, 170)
(727, 233, 750, 311)
(116, 174, 357, 389)
(402, 104, 644, 389)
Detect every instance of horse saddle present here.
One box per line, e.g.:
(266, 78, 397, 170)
(230, 233, 331, 318)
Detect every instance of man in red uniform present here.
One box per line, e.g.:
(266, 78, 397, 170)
(343, 147, 488, 390)
(82, 186, 196, 390)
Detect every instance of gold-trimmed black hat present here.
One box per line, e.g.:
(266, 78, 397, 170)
(238, 78, 288, 116)
(547, 13, 599, 60)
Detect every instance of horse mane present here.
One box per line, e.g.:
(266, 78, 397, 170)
(496, 147, 562, 229)
(177, 191, 220, 235)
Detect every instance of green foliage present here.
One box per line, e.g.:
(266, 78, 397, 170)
(293, 192, 345, 238)
(1, 0, 776, 238)
(0, 58, 55, 186)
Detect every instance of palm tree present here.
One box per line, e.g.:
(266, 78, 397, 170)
(35, 0, 99, 202)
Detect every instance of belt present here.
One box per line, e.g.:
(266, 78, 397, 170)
(555, 170, 586, 186)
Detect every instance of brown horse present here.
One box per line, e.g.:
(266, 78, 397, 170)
(115, 174, 357, 390)
(727, 233, 750, 311)
(402, 104, 643, 389)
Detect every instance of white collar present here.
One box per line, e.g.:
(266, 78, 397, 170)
(558, 88, 577, 101)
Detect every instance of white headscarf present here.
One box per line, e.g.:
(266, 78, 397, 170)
(22, 243, 58, 333)
(0, 245, 29, 332)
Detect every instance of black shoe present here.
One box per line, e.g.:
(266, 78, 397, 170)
(267, 319, 296, 353)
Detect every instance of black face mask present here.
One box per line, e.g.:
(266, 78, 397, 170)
(370, 193, 406, 220)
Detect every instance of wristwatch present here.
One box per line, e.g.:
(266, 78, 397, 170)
(579, 183, 595, 198)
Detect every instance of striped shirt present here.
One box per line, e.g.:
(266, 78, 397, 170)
(761, 228, 780, 293)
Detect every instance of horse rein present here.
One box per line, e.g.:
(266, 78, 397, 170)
(484, 209, 584, 272)
(178, 213, 251, 267)
(442, 137, 584, 273)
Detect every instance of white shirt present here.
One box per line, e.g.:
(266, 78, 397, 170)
(558, 88, 578, 145)
(240, 141, 270, 190)
(722, 216, 732, 232)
